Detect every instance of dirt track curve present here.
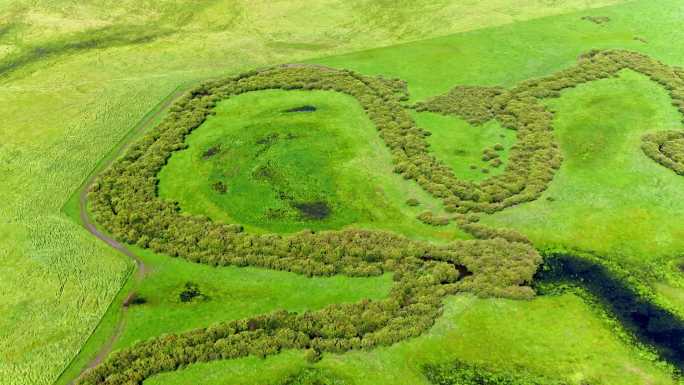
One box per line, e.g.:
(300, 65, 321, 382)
(65, 86, 189, 385)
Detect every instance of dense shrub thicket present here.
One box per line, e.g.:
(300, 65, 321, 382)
(81, 64, 540, 385)
(414, 86, 506, 125)
(642, 130, 684, 175)
(424, 360, 569, 385)
(414, 50, 684, 213)
(276, 368, 347, 385)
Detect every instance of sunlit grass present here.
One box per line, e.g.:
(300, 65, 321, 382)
(483, 70, 684, 263)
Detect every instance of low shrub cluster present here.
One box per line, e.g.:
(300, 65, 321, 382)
(417, 211, 450, 226)
(178, 281, 206, 303)
(211, 181, 227, 194)
(202, 145, 220, 159)
(458, 221, 531, 245)
(642, 130, 684, 175)
(481, 148, 500, 162)
(424, 360, 569, 385)
(414, 86, 506, 125)
(406, 197, 420, 206)
(581, 15, 610, 25)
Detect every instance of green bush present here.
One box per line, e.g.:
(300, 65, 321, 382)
(424, 360, 569, 385)
(581, 15, 611, 25)
(641, 130, 684, 175)
(417, 211, 450, 226)
(277, 368, 347, 385)
(413, 86, 505, 125)
(406, 198, 420, 206)
(178, 281, 205, 303)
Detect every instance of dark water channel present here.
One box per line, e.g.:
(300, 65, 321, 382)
(534, 253, 684, 371)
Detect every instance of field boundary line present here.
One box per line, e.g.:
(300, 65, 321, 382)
(54, 78, 206, 385)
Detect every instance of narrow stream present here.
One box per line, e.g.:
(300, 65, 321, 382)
(534, 253, 684, 371)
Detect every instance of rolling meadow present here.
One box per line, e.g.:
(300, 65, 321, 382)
(4, 1, 684, 385)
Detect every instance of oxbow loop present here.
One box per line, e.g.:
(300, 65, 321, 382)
(80, 50, 684, 384)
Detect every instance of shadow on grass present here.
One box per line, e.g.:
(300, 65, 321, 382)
(535, 253, 684, 372)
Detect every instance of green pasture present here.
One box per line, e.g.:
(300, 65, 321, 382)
(4, 0, 684, 384)
(112, 247, 392, 351)
(412, 112, 515, 181)
(313, 0, 684, 304)
(158, 89, 468, 240)
(482, 70, 684, 263)
(145, 294, 677, 385)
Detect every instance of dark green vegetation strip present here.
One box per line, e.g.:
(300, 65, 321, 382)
(81, 49, 684, 384)
(424, 359, 567, 385)
(642, 130, 684, 175)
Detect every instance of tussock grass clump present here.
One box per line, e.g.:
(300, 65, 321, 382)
(581, 15, 611, 25)
(417, 211, 450, 226)
(406, 198, 420, 206)
(211, 181, 227, 194)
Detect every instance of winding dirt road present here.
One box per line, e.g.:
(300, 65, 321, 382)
(65, 85, 189, 385)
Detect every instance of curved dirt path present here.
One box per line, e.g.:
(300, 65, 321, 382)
(65, 86, 189, 385)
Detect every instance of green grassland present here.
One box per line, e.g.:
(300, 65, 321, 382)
(157, 89, 467, 240)
(112, 247, 392, 352)
(313, 0, 684, 310)
(482, 69, 684, 263)
(2, 1, 625, 383)
(412, 112, 516, 181)
(4, 0, 684, 384)
(146, 294, 674, 385)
